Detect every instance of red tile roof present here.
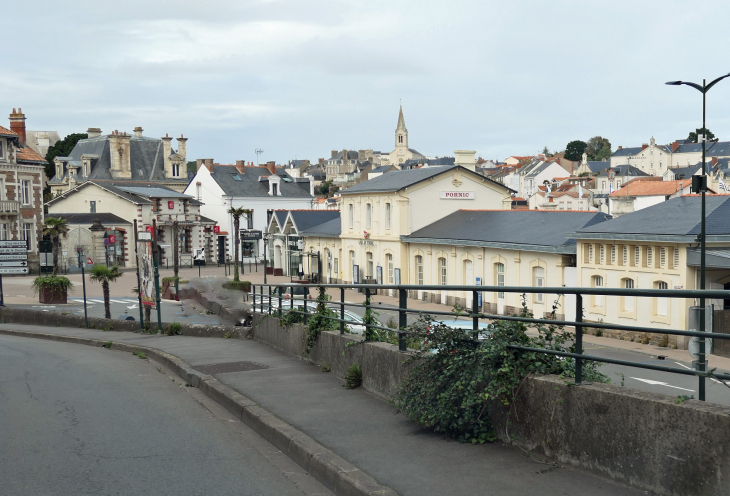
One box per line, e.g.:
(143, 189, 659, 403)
(17, 146, 46, 163)
(610, 180, 688, 197)
(0, 125, 18, 137)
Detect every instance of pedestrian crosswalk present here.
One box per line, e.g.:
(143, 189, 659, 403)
(70, 298, 139, 305)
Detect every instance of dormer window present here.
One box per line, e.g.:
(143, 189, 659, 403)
(172, 163, 180, 177)
(272, 183, 278, 196)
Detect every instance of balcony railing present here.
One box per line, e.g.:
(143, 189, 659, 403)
(252, 282, 730, 401)
(0, 200, 20, 214)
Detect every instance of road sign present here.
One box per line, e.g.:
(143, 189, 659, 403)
(108, 234, 117, 243)
(0, 248, 26, 254)
(0, 261, 27, 267)
(214, 225, 221, 234)
(241, 230, 262, 240)
(0, 240, 26, 248)
(0, 253, 27, 260)
(0, 267, 28, 274)
(138, 231, 151, 240)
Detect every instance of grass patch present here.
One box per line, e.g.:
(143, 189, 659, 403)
(133, 350, 147, 359)
(102, 341, 113, 349)
(223, 280, 252, 292)
(165, 322, 182, 336)
(344, 363, 362, 389)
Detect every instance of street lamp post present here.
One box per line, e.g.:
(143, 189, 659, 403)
(666, 73, 730, 401)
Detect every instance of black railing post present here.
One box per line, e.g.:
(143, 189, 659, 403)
(575, 293, 583, 385)
(398, 287, 407, 352)
(340, 287, 345, 335)
(472, 290, 479, 341)
(268, 286, 272, 315)
(365, 287, 371, 341)
(303, 289, 308, 324)
(290, 286, 294, 311)
(278, 288, 282, 318)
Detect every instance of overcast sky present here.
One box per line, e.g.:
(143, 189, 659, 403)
(5, 0, 730, 164)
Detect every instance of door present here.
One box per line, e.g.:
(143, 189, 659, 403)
(464, 260, 473, 309)
(217, 237, 225, 264)
(496, 263, 505, 314)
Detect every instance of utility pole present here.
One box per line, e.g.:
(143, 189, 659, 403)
(133, 220, 144, 329)
(172, 220, 179, 299)
(152, 219, 162, 332)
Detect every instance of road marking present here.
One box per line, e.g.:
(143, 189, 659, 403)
(630, 377, 694, 392)
(108, 299, 131, 304)
(676, 361, 730, 386)
(127, 305, 138, 309)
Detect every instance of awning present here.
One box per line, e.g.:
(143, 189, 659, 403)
(687, 247, 730, 269)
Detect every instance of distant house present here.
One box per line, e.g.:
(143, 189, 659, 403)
(50, 126, 192, 196)
(608, 179, 697, 217)
(367, 164, 398, 180)
(185, 161, 314, 263)
(594, 165, 649, 194)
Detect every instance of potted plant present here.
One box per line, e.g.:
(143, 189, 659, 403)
(32, 273, 74, 304)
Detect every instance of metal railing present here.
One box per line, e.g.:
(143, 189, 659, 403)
(252, 283, 730, 401)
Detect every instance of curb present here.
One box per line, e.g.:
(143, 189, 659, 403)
(0, 328, 399, 496)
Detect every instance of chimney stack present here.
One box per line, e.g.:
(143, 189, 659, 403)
(134, 126, 143, 138)
(161, 134, 173, 177)
(235, 160, 245, 173)
(87, 127, 102, 138)
(176, 134, 187, 163)
(641, 144, 648, 151)
(266, 161, 276, 175)
(618, 145, 622, 150)
(9, 108, 26, 145)
(204, 158, 214, 173)
(454, 150, 477, 171)
(331, 150, 338, 158)
(672, 141, 679, 152)
(196, 158, 204, 171)
(712, 156, 718, 167)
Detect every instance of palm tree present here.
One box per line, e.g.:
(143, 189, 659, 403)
(43, 217, 69, 274)
(227, 207, 252, 283)
(90, 264, 122, 318)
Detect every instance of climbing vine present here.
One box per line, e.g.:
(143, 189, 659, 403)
(394, 294, 608, 444)
(303, 286, 338, 354)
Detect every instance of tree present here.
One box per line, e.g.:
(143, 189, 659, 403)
(187, 161, 197, 175)
(564, 140, 587, 161)
(542, 146, 550, 156)
(317, 179, 338, 198)
(586, 136, 612, 161)
(90, 264, 123, 319)
(45, 133, 88, 181)
(687, 127, 718, 143)
(42, 217, 69, 274)
(227, 207, 252, 283)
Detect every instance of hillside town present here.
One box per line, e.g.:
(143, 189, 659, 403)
(3, 105, 727, 339)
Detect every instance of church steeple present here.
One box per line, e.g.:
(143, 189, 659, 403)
(395, 105, 408, 149)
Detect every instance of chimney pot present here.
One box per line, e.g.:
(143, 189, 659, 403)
(618, 146, 622, 150)
(8, 107, 27, 144)
(134, 126, 143, 138)
(87, 128, 102, 138)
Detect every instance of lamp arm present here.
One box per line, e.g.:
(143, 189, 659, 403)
(705, 74, 730, 92)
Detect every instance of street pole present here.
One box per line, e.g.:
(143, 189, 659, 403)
(133, 220, 144, 330)
(152, 219, 162, 332)
(264, 235, 268, 284)
(667, 73, 730, 401)
(78, 250, 88, 328)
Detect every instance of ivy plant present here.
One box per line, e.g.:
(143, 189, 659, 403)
(394, 295, 607, 444)
(303, 286, 338, 355)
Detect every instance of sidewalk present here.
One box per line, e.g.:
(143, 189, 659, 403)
(0, 322, 643, 496)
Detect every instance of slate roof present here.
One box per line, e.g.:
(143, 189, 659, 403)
(46, 180, 198, 206)
(47, 212, 131, 225)
(115, 186, 195, 199)
(611, 146, 644, 157)
(370, 165, 394, 173)
(339, 165, 513, 195)
(666, 165, 701, 179)
(596, 165, 649, 177)
(572, 195, 730, 240)
(675, 140, 730, 156)
(586, 161, 610, 174)
(288, 210, 340, 233)
(209, 165, 312, 198)
(299, 216, 341, 238)
(403, 210, 609, 253)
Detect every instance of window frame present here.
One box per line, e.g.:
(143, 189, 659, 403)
(21, 180, 31, 206)
(439, 257, 447, 286)
(365, 203, 372, 229)
(348, 204, 354, 229)
(534, 266, 545, 304)
(385, 203, 391, 230)
(415, 255, 423, 285)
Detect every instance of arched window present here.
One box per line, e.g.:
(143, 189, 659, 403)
(622, 278, 635, 312)
(593, 275, 604, 307)
(495, 263, 505, 299)
(439, 257, 447, 285)
(534, 267, 545, 303)
(415, 255, 423, 285)
(348, 204, 354, 229)
(385, 203, 391, 230)
(387, 254, 394, 284)
(464, 259, 473, 285)
(349, 250, 355, 279)
(365, 204, 372, 229)
(367, 252, 373, 278)
(655, 281, 669, 316)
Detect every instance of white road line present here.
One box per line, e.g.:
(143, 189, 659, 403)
(675, 361, 729, 386)
(108, 299, 131, 304)
(630, 377, 695, 392)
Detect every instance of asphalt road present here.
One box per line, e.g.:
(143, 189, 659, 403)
(0, 335, 331, 496)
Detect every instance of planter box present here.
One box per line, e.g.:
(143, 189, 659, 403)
(273, 268, 283, 276)
(266, 267, 274, 275)
(39, 286, 67, 304)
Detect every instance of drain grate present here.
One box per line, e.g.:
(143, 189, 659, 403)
(193, 361, 269, 375)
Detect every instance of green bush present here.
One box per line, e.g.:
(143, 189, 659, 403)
(303, 286, 338, 354)
(165, 322, 182, 336)
(394, 296, 607, 444)
(223, 280, 252, 292)
(344, 363, 362, 389)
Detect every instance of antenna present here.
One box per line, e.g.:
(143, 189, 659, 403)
(255, 148, 264, 165)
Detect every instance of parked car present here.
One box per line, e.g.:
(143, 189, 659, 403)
(249, 284, 312, 313)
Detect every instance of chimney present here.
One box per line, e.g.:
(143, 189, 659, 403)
(318, 158, 324, 165)
(618, 145, 622, 150)
(308, 175, 315, 196)
(9, 108, 26, 145)
(235, 160, 245, 173)
(672, 141, 679, 152)
(176, 134, 187, 163)
(454, 150, 477, 171)
(87, 127, 102, 138)
(642, 144, 648, 151)
(196, 158, 204, 171)
(161, 134, 173, 177)
(712, 157, 718, 167)
(204, 158, 214, 173)
(266, 161, 276, 175)
(331, 150, 338, 158)
(134, 126, 143, 138)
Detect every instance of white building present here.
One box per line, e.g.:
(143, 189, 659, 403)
(184, 160, 315, 263)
